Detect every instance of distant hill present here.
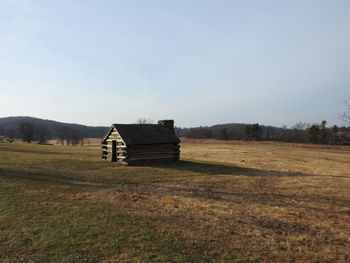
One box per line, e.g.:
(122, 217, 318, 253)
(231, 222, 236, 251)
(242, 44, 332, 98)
(0, 116, 109, 139)
(2, 117, 349, 145)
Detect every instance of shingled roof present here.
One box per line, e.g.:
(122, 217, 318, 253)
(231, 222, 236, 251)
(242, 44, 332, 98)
(102, 123, 180, 146)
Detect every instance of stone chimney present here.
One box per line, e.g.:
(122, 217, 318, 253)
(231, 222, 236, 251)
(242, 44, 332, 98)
(158, 120, 174, 133)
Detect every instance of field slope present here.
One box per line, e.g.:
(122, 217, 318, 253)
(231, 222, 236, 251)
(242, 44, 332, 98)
(0, 142, 349, 262)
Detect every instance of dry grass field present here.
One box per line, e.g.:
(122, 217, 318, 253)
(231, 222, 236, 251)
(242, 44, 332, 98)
(0, 141, 349, 262)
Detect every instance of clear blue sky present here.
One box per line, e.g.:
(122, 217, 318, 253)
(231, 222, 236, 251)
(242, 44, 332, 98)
(1, 0, 349, 127)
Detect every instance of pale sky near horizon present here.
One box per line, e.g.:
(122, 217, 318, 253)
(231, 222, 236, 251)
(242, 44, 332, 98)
(1, 0, 349, 127)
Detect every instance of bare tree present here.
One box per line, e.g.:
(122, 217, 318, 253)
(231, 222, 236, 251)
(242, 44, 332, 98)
(340, 99, 350, 125)
(290, 122, 309, 143)
(18, 122, 35, 143)
(37, 125, 50, 144)
(56, 127, 85, 146)
(5, 129, 15, 143)
(66, 128, 85, 146)
(56, 127, 69, 146)
(136, 118, 154, 124)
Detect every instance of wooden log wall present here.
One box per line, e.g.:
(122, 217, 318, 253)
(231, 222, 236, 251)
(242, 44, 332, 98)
(127, 144, 180, 164)
(102, 127, 180, 165)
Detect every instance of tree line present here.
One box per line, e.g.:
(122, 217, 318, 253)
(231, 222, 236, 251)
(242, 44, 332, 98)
(0, 122, 86, 145)
(1, 120, 349, 146)
(1, 101, 349, 146)
(176, 121, 350, 145)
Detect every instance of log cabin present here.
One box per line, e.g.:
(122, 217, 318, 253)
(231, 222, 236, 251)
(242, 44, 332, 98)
(101, 120, 180, 165)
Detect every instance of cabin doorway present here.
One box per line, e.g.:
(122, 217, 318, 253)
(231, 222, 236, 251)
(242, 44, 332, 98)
(111, 140, 117, 162)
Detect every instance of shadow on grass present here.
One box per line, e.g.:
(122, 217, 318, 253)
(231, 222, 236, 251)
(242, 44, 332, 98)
(0, 159, 331, 191)
(0, 147, 74, 155)
(0, 168, 101, 189)
(1, 159, 349, 214)
(159, 183, 350, 210)
(149, 160, 319, 178)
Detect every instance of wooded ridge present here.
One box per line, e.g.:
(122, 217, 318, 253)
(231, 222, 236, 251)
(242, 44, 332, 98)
(1, 116, 349, 145)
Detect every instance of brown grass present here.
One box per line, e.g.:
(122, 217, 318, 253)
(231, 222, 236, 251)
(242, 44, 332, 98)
(1, 141, 349, 262)
(180, 137, 350, 151)
(99, 141, 350, 262)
